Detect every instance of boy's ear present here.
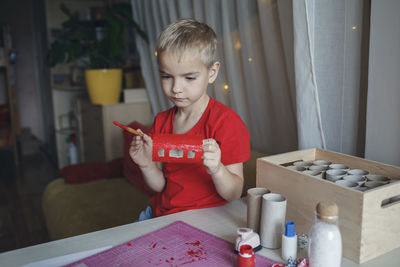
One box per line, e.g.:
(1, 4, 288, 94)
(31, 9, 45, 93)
(208, 61, 220, 84)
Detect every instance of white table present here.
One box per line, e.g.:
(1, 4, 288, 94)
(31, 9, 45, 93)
(0, 198, 399, 267)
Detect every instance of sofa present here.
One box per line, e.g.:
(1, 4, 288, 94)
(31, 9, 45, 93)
(42, 121, 266, 241)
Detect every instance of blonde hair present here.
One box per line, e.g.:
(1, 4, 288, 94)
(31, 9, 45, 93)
(156, 19, 217, 67)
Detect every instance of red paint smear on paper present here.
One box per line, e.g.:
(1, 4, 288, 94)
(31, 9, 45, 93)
(127, 243, 131, 246)
(165, 257, 175, 263)
(156, 239, 208, 266)
(150, 242, 157, 249)
(177, 245, 208, 265)
(181, 258, 196, 265)
(185, 240, 200, 246)
(187, 249, 202, 257)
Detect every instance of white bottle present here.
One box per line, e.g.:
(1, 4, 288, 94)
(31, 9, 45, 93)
(69, 141, 78, 165)
(308, 202, 342, 267)
(281, 221, 297, 262)
(66, 135, 78, 165)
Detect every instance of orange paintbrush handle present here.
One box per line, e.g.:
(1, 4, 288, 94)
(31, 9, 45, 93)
(113, 121, 144, 137)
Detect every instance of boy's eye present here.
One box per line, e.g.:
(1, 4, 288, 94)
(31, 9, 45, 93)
(186, 76, 196, 80)
(160, 75, 171, 79)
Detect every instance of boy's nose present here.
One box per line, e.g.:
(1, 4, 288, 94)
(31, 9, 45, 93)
(172, 82, 183, 94)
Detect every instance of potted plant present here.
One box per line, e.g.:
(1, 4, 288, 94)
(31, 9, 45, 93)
(48, 2, 147, 105)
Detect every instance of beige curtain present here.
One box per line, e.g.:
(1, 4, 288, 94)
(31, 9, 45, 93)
(293, 0, 368, 156)
(131, 0, 370, 158)
(131, 0, 298, 155)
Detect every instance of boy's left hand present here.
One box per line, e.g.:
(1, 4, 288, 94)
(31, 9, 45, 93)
(202, 139, 222, 175)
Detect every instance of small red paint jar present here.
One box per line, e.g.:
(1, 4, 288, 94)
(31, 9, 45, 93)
(238, 244, 255, 267)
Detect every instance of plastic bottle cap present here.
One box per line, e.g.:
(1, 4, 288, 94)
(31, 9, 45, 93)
(284, 221, 295, 237)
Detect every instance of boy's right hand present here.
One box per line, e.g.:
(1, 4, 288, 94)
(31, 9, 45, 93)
(129, 129, 153, 168)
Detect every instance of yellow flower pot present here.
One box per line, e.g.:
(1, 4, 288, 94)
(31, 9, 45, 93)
(85, 69, 123, 105)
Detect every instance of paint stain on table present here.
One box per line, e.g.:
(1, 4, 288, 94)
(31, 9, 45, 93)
(64, 221, 277, 267)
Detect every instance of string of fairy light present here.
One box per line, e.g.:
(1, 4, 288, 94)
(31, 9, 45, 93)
(152, 23, 356, 93)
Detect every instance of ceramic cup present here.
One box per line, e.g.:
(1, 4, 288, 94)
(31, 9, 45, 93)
(343, 175, 367, 186)
(335, 179, 359, 189)
(259, 193, 287, 249)
(293, 160, 313, 169)
(366, 174, 390, 184)
(325, 169, 347, 182)
(329, 164, 350, 171)
(347, 169, 369, 176)
(247, 188, 270, 233)
(313, 160, 332, 167)
(287, 165, 306, 172)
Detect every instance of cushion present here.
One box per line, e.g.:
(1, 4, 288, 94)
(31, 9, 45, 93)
(60, 158, 123, 184)
(42, 178, 150, 240)
(122, 121, 156, 196)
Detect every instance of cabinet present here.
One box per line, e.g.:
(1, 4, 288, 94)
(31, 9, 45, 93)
(0, 25, 20, 164)
(76, 97, 153, 163)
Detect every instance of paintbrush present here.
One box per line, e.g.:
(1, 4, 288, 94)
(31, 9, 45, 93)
(113, 121, 144, 137)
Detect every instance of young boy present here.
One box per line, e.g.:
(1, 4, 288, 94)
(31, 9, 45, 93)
(130, 19, 250, 219)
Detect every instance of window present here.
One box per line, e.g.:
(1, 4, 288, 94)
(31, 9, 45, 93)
(158, 149, 164, 157)
(169, 149, 183, 158)
(187, 150, 196, 159)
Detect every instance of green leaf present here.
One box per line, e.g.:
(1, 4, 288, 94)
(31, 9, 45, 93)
(47, 3, 148, 69)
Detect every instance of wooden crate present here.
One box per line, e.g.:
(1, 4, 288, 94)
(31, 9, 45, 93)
(256, 148, 400, 264)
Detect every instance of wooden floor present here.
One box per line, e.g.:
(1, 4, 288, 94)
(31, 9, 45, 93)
(0, 141, 59, 253)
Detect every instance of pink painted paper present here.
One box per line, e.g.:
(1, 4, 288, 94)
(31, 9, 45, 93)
(64, 221, 278, 267)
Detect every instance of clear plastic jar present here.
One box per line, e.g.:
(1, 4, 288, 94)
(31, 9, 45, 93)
(308, 202, 342, 267)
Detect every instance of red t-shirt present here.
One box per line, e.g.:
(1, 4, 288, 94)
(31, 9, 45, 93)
(149, 97, 250, 217)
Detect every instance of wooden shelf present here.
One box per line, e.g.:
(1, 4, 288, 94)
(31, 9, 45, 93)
(1, 25, 20, 164)
(56, 128, 76, 135)
(53, 86, 86, 92)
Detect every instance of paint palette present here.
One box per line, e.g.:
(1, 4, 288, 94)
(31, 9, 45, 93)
(64, 221, 278, 266)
